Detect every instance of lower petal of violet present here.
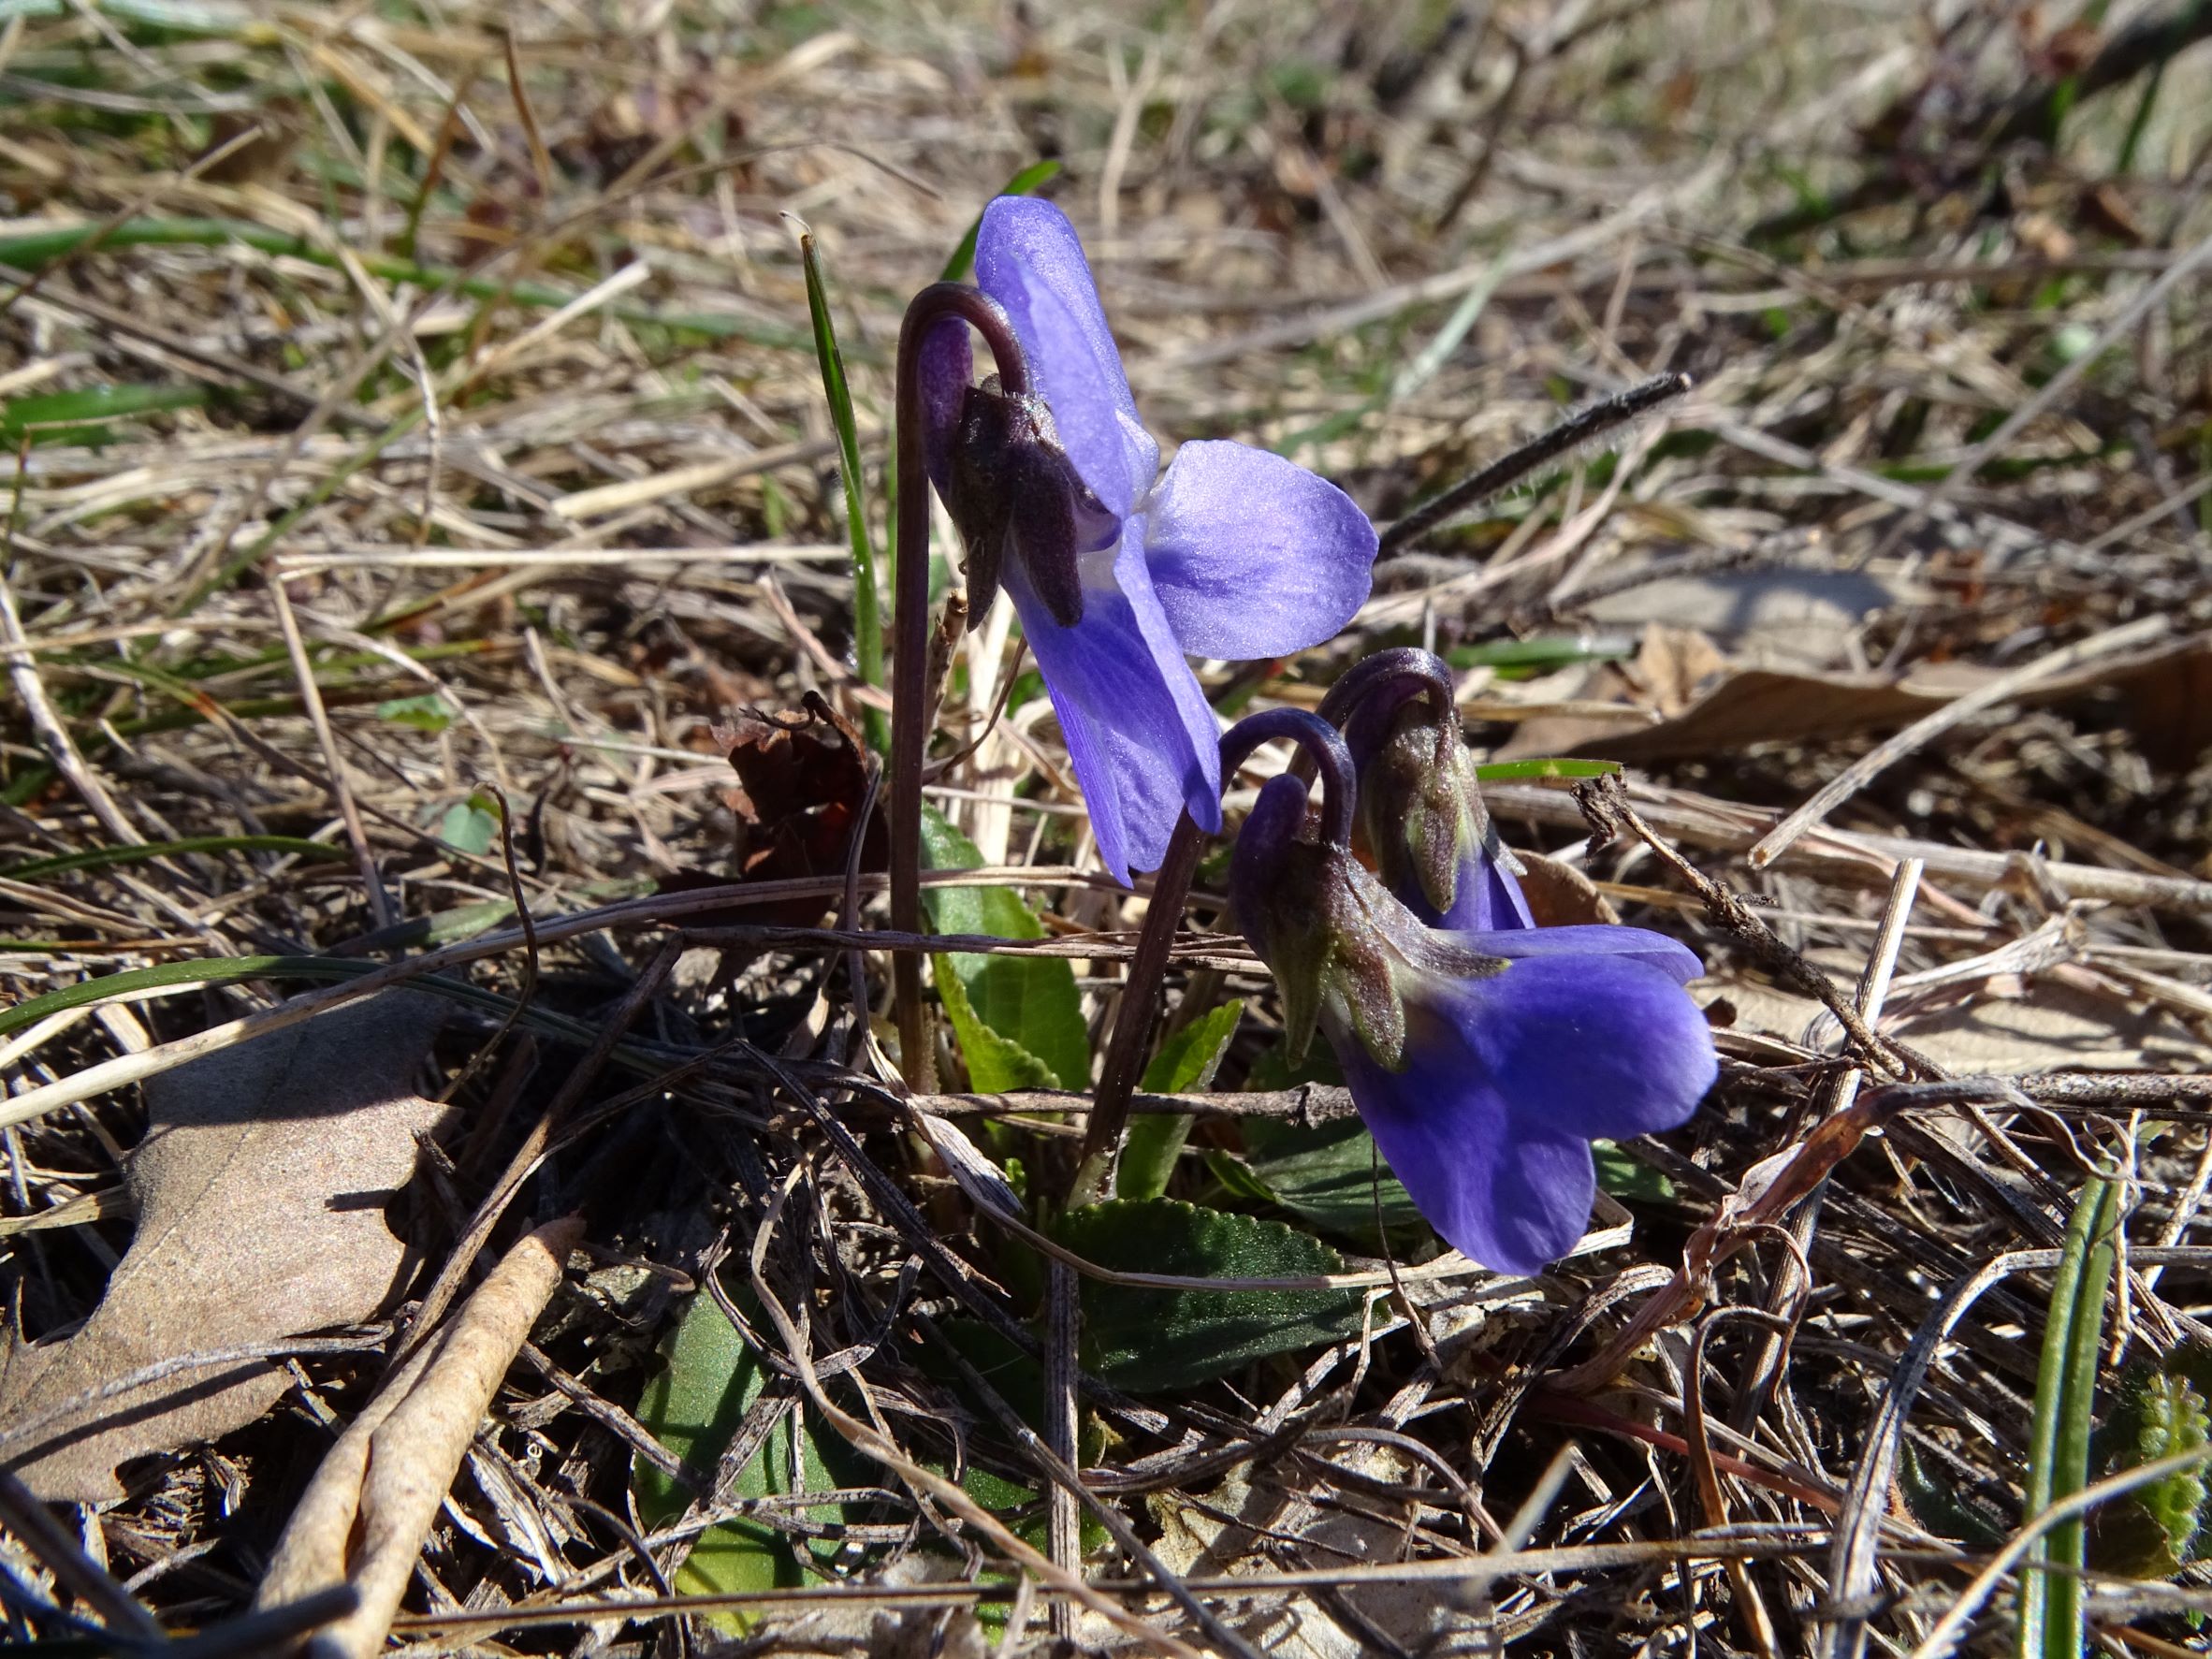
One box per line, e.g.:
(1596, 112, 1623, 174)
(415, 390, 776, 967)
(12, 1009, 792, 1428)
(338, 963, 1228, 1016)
(1446, 922, 1708, 985)
(1423, 848, 1536, 932)
(1337, 950, 1717, 1273)
(1142, 440, 1377, 661)
(1004, 525, 1222, 884)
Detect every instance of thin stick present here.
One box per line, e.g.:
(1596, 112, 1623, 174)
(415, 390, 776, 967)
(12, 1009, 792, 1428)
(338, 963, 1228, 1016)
(271, 575, 393, 931)
(1731, 857, 1922, 1434)
(1747, 615, 2176, 869)
(1378, 371, 1691, 558)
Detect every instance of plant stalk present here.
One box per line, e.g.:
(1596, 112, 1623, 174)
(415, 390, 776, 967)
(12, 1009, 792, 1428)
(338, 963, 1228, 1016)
(890, 283, 1028, 1092)
(1069, 708, 1357, 1203)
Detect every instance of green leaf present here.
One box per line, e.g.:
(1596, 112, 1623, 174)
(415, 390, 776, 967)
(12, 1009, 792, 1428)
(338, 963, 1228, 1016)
(1593, 1141, 1675, 1202)
(1117, 1000, 1244, 1201)
(2091, 1346, 2212, 1579)
(939, 161, 1063, 283)
(633, 1285, 855, 1619)
(1055, 1199, 1366, 1391)
(920, 808, 1088, 1090)
(436, 791, 500, 855)
(1473, 757, 1623, 781)
(1143, 1000, 1244, 1095)
(797, 227, 886, 752)
(1233, 1117, 1428, 1253)
(934, 957, 1058, 1092)
(1447, 636, 1631, 673)
(0, 836, 345, 881)
(375, 693, 453, 734)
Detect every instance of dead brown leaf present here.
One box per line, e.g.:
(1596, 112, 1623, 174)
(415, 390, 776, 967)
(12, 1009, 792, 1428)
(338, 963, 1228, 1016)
(255, 1217, 579, 1659)
(1501, 633, 2212, 767)
(659, 689, 888, 931)
(0, 993, 448, 1502)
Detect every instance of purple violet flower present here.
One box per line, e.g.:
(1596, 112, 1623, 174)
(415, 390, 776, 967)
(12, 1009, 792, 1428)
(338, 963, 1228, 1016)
(919, 197, 1378, 884)
(1229, 758, 1718, 1276)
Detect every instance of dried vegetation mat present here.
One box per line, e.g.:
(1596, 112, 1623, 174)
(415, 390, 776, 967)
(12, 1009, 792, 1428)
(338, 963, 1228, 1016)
(4, 1, 2212, 1655)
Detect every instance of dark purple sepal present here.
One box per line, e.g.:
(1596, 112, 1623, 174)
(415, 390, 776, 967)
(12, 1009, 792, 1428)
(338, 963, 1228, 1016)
(940, 380, 1105, 629)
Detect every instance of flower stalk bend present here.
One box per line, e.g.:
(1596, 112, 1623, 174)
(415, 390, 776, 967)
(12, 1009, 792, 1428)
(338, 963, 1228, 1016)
(1069, 709, 1357, 1203)
(891, 283, 1030, 1091)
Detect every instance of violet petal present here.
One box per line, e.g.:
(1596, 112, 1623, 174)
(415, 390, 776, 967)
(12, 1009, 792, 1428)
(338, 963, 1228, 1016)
(1142, 440, 1378, 660)
(973, 198, 1157, 524)
(1337, 949, 1716, 1273)
(1423, 848, 1537, 932)
(1003, 521, 1222, 884)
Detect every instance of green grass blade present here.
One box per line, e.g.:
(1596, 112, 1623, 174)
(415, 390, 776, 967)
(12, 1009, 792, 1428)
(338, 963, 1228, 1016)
(2, 383, 208, 443)
(1473, 757, 1623, 781)
(2019, 1174, 2120, 1658)
(939, 160, 1062, 284)
(1, 836, 347, 881)
(796, 226, 887, 752)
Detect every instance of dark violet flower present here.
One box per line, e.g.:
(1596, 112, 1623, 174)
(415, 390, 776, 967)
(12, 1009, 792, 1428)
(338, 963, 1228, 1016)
(919, 197, 1378, 884)
(1230, 767, 1717, 1275)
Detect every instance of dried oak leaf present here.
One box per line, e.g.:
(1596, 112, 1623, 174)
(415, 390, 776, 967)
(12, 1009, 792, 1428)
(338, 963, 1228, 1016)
(662, 690, 887, 931)
(0, 992, 448, 1502)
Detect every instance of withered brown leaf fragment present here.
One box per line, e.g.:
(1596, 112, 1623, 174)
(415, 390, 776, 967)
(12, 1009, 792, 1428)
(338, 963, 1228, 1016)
(0, 993, 449, 1503)
(662, 690, 888, 933)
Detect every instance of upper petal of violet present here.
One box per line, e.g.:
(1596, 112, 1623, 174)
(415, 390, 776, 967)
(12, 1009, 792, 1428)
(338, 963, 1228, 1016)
(1002, 518, 1223, 884)
(1142, 440, 1378, 661)
(973, 198, 1158, 526)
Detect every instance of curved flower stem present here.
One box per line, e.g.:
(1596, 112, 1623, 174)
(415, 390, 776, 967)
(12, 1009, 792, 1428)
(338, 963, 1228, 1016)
(1314, 644, 1456, 736)
(1068, 707, 1357, 1204)
(890, 283, 1028, 1091)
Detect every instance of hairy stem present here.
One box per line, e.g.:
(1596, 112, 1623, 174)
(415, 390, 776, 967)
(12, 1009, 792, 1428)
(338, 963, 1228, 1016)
(890, 283, 1028, 1090)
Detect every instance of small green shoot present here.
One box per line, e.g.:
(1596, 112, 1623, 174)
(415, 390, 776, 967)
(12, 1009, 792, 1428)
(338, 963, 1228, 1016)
(2019, 1174, 2121, 1658)
(795, 223, 887, 752)
(1117, 998, 1244, 1201)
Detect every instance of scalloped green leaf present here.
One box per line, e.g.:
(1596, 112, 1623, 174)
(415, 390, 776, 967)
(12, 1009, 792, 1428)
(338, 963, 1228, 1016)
(934, 957, 1058, 1093)
(920, 808, 1088, 1090)
(1055, 1199, 1365, 1391)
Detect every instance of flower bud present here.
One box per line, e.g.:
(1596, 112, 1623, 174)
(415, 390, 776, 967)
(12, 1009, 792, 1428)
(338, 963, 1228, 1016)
(1335, 651, 1532, 931)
